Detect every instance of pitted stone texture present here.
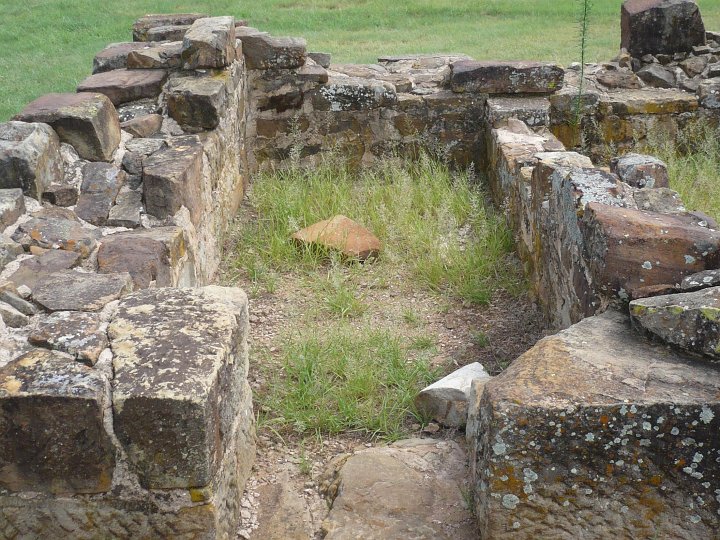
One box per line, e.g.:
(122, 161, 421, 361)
(698, 78, 720, 109)
(320, 439, 476, 539)
(181, 16, 236, 69)
(77, 69, 168, 106)
(630, 287, 720, 358)
(93, 42, 149, 73)
(610, 153, 669, 188)
(469, 310, 720, 540)
(32, 270, 133, 312)
(5, 250, 80, 291)
(450, 61, 564, 94)
(581, 203, 720, 299)
(11, 216, 98, 258)
(292, 215, 381, 261)
(166, 72, 230, 131)
(109, 286, 250, 489)
(0, 189, 25, 228)
(132, 13, 207, 41)
(415, 362, 490, 427)
(75, 162, 126, 226)
(0, 121, 63, 199)
(29, 311, 107, 366)
(97, 226, 185, 288)
(14, 93, 121, 162)
(127, 41, 183, 69)
(239, 31, 306, 70)
(0, 349, 114, 494)
(485, 97, 550, 128)
(312, 77, 397, 111)
(621, 0, 706, 57)
(142, 136, 203, 223)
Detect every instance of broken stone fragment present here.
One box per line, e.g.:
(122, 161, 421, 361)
(75, 162, 126, 226)
(621, 0, 706, 56)
(0, 234, 24, 270)
(28, 311, 108, 366)
(415, 362, 490, 427)
(0, 188, 25, 227)
(6, 249, 81, 291)
(0, 301, 29, 328)
(107, 190, 143, 228)
(181, 16, 236, 69)
(0, 349, 115, 494)
(120, 113, 163, 138)
(630, 287, 720, 358)
(116, 98, 161, 123)
(450, 61, 564, 94)
(93, 42, 149, 73)
(142, 136, 203, 223)
(41, 183, 78, 207)
(239, 32, 307, 70)
(132, 13, 207, 41)
(308, 51, 332, 68)
(632, 187, 685, 214)
(109, 286, 249, 489)
(166, 72, 230, 131)
(14, 93, 121, 162)
(11, 216, 99, 258)
(681, 269, 720, 291)
(77, 69, 168, 106)
(32, 270, 133, 312)
(121, 137, 167, 175)
(126, 41, 183, 69)
(0, 289, 36, 316)
(610, 153, 669, 188)
(469, 309, 720, 539)
(146, 24, 190, 42)
(697, 77, 720, 109)
(0, 121, 63, 199)
(319, 439, 476, 538)
(637, 63, 676, 88)
(596, 68, 643, 89)
(292, 215, 381, 261)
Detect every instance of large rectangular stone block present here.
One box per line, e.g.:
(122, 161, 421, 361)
(450, 61, 564, 94)
(132, 13, 207, 42)
(109, 286, 249, 489)
(181, 16, 236, 69)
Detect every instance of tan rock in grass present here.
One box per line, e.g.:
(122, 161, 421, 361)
(291, 215, 381, 261)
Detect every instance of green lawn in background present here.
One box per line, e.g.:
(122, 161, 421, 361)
(1, 0, 719, 120)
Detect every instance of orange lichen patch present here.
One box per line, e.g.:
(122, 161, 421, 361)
(648, 475, 663, 487)
(489, 464, 524, 496)
(599, 414, 609, 427)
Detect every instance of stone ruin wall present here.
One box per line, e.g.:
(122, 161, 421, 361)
(0, 2, 718, 538)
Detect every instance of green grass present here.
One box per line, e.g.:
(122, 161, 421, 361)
(226, 152, 520, 304)
(258, 324, 438, 440)
(3, 1, 720, 120)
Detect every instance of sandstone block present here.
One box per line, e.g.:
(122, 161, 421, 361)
(109, 286, 249, 489)
(107, 190, 143, 228)
(75, 162, 126, 226)
(181, 16, 236, 69)
(146, 24, 190, 42)
(633, 187, 686, 213)
(621, 0, 706, 57)
(292, 215, 381, 261)
(596, 68, 643, 89)
(308, 51, 332, 68)
(142, 137, 203, 223)
(15, 93, 120, 162)
(93, 42, 149, 73)
(450, 61, 564, 94)
(610, 152, 669, 188)
(582, 203, 720, 298)
(0, 188, 25, 227)
(41, 183, 78, 207)
(0, 301, 29, 328)
(637, 63, 676, 88)
(469, 310, 720, 539)
(630, 287, 720, 358)
(121, 137, 166, 175)
(127, 41, 183, 69)
(77, 69, 168, 106)
(0, 349, 115, 494)
(698, 77, 720, 108)
(597, 88, 698, 116)
(0, 234, 24, 271)
(29, 311, 107, 365)
(132, 13, 207, 41)
(239, 32, 306, 70)
(415, 362, 491, 427)
(681, 269, 720, 291)
(0, 121, 63, 199)
(120, 113, 163, 138)
(0, 290, 36, 316)
(5, 249, 80, 291)
(166, 72, 229, 131)
(312, 77, 396, 111)
(32, 270, 133, 312)
(485, 96, 550, 128)
(11, 216, 98, 258)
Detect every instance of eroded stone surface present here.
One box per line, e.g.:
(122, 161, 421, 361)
(127, 41, 183, 70)
(32, 271, 133, 312)
(610, 152, 669, 188)
(77, 69, 168, 106)
(240, 31, 307, 70)
(0, 189, 25, 228)
(181, 16, 236, 69)
(469, 310, 720, 539)
(5, 249, 81, 291)
(120, 113, 163, 138)
(621, 0, 706, 56)
(75, 162, 126, 225)
(166, 72, 229, 131)
(132, 13, 207, 41)
(451, 61, 564, 94)
(29, 311, 108, 365)
(11, 216, 98, 258)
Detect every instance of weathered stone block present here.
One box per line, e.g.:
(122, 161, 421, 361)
(0, 349, 115, 494)
(181, 16, 236, 69)
(582, 203, 720, 298)
(126, 41, 183, 69)
(120, 113, 163, 138)
(146, 24, 190, 42)
(93, 42, 149, 73)
(0, 188, 25, 228)
(5, 249, 80, 291)
(470, 310, 720, 539)
(450, 61, 564, 94)
(621, 0, 706, 57)
(312, 77, 396, 111)
(239, 32, 306, 70)
(11, 216, 98, 258)
(41, 183, 78, 207)
(698, 77, 720, 109)
(166, 72, 229, 131)
(637, 63, 676, 88)
(32, 270, 133, 312)
(610, 152, 669, 188)
(107, 189, 143, 228)
(77, 69, 168, 106)
(0, 234, 24, 271)
(109, 286, 249, 489)
(75, 162, 126, 226)
(485, 96, 550, 128)
(28, 311, 108, 365)
(597, 88, 698, 116)
(142, 137, 203, 223)
(122, 137, 166, 176)
(0, 121, 63, 199)
(132, 13, 207, 41)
